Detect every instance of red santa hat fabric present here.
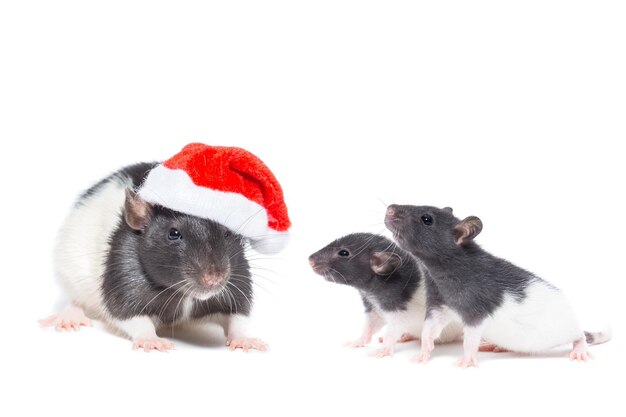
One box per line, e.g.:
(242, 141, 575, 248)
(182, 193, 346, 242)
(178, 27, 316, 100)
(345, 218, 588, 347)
(138, 143, 291, 253)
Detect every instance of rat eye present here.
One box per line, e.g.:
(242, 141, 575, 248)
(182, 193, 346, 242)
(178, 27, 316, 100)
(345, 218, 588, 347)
(168, 228, 182, 240)
(224, 231, 232, 238)
(421, 215, 433, 226)
(338, 249, 350, 257)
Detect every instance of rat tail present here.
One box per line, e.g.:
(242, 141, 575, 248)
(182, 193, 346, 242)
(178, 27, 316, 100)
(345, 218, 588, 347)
(584, 326, 612, 346)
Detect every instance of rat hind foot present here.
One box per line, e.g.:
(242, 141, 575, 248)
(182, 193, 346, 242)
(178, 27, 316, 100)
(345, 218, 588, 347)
(39, 305, 92, 331)
(227, 337, 268, 352)
(478, 343, 510, 353)
(378, 333, 418, 344)
(569, 337, 593, 362)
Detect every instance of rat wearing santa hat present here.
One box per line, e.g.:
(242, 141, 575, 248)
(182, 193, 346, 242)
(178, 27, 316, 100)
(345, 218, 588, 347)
(42, 143, 290, 352)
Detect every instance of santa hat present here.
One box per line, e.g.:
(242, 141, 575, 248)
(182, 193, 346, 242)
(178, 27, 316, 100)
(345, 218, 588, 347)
(138, 143, 291, 254)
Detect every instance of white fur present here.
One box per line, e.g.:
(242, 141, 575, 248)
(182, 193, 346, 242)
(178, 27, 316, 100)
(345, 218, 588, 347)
(225, 314, 252, 339)
(481, 279, 583, 352)
(138, 165, 289, 253)
(54, 179, 128, 320)
(367, 284, 463, 348)
(115, 315, 158, 340)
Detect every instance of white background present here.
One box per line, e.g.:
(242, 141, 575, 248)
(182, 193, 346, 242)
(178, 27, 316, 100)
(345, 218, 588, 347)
(1, 1, 624, 416)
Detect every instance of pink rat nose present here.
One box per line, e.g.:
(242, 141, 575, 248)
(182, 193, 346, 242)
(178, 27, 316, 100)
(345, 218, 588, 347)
(386, 206, 396, 217)
(309, 258, 316, 267)
(201, 273, 224, 287)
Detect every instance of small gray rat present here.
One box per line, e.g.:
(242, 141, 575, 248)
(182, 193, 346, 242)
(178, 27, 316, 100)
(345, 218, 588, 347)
(41, 163, 267, 352)
(384, 204, 611, 367)
(309, 233, 462, 357)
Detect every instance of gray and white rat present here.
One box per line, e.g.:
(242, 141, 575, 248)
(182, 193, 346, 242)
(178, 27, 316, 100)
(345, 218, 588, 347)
(308, 233, 462, 357)
(384, 204, 611, 367)
(40, 163, 267, 352)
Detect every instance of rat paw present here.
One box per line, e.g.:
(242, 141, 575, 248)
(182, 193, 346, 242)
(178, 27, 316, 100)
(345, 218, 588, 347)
(39, 306, 92, 332)
(369, 346, 394, 358)
(398, 333, 418, 343)
(568, 349, 593, 362)
(379, 333, 417, 344)
(227, 337, 268, 352)
(454, 356, 479, 368)
(133, 337, 175, 352)
(411, 351, 431, 364)
(478, 343, 509, 353)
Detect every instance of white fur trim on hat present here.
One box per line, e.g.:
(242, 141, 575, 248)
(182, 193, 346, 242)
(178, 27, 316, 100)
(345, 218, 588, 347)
(138, 165, 289, 253)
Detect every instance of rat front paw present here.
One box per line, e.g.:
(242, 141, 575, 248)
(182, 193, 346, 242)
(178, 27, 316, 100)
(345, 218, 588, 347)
(454, 356, 479, 368)
(132, 337, 175, 352)
(226, 337, 268, 352)
(39, 307, 92, 332)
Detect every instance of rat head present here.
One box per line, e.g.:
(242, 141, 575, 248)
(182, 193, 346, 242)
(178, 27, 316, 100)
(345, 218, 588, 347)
(384, 204, 483, 257)
(124, 189, 247, 300)
(308, 233, 405, 291)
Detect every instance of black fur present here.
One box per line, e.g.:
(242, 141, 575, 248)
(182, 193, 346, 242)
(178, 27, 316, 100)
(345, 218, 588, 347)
(385, 205, 536, 326)
(98, 164, 253, 323)
(78, 162, 159, 203)
(308, 233, 424, 312)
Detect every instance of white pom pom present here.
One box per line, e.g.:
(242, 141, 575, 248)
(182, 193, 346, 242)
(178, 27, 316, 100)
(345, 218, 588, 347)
(249, 233, 290, 254)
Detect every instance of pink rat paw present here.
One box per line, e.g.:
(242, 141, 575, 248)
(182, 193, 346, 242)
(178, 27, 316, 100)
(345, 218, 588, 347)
(455, 356, 480, 368)
(369, 346, 394, 358)
(568, 349, 593, 362)
(478, 343, 510, 353)
(39, 306, 92, 332)
(378, 333, 418, 344)
(226, 337, 268, 352)
(132, 337, 175, 352)
(568, 337, 594, 362)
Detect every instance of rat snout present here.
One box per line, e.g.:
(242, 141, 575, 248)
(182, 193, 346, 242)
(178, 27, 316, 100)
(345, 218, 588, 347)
(201, 273, 225, 287)
(384, 204, 405, 235)
(385, 205, 403, 225)
(308, 254, 329, 275)
(386, 204, 401, 219)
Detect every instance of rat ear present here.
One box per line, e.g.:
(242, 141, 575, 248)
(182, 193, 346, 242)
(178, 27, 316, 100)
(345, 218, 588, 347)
(124, 189, 153, 231)
(453, 216, 483, 245)
(370, 252, 401, 276)
(443, 207, 453, 214)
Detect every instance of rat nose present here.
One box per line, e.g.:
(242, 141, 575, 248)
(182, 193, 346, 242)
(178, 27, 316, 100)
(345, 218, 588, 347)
(386, 205, 398, 217)
(308, 257, 316, 267)
(201, 273, 224, 287)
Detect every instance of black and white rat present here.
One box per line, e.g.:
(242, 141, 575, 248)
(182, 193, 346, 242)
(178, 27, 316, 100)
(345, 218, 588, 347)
(384, 204, 610, 367)
(308, 233, 462, 357)
(41, 163, 266, 352)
